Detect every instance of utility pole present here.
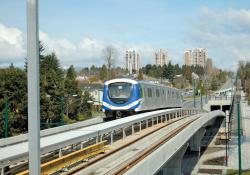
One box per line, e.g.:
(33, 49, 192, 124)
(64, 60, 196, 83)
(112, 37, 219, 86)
(193, 80, 196, 108)
(27, 0, 40, 174)
(60, 96, 64, 125)
(236, 93, 242, 175)
(200, 82, 203, 110)
(3, 98, 9, 138)
(205, 79, 208, 102)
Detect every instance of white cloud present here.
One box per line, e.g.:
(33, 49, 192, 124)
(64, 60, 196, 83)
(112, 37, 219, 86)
(187, 7, 250, 70)
(0, 23, 26, 65)
(39, 31, 155, 68)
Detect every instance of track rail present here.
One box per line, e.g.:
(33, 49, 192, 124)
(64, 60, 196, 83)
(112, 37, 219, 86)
(67, 116, 197, 174)
(113, 118, 197, 175)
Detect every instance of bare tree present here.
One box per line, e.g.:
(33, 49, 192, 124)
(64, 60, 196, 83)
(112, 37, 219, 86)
(103, 45, 117, 80)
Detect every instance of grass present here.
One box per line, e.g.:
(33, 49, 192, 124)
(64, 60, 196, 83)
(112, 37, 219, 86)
(227, 169, 250, 175)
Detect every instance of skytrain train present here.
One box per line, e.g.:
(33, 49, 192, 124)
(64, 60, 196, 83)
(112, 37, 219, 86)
(102, 78, 182, 120)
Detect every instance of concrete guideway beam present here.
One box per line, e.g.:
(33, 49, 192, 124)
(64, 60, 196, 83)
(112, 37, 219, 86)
(161, 143, 189, 175)
(124, 110, 225, 175)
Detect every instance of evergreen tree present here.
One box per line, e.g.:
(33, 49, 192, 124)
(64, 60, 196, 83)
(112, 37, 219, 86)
(0, 67, 27, 137)
(40, 52, 64, 124)
(79, 91, 93, 118)
(65, 65, 78, 95)
(99, 64, 108, 81)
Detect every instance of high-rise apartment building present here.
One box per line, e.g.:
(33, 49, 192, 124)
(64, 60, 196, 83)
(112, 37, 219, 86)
(184, 50, 193, 66)
(155, 49, 169, 66)
(192, 48, 207, 67)
(184, 48, 207, 67)
(125, 50, 140, 74)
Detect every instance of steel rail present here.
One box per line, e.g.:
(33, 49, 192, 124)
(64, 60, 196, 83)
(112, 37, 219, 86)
(67, 115, 197, 174)
(112, 118, 197, 175)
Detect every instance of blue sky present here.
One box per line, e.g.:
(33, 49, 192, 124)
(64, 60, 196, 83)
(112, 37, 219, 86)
(0, 0, 250, 69)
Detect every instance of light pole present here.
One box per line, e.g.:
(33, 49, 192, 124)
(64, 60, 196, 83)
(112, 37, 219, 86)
(236, 93, 242, 175)
(27, 0, 40, 173)
(205, 79, 208, 102)
(59, 96, 64, 125)
(200, 81, 203, 110)
(193, 79, 196, 108)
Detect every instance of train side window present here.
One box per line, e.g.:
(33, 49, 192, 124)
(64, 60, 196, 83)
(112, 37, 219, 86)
(147, 88, 153, 98)
(156, 89, 160, 97)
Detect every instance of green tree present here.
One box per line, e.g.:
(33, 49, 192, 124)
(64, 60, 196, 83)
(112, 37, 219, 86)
(40, 52, 64, 124)
(99, 64, 108, 81)
(79, 91, 93, 118)
(0, 67, 27, 137)
(138, 69, 144, 80)
(64, 65, 78, 95)
(162, 62, 175, 82)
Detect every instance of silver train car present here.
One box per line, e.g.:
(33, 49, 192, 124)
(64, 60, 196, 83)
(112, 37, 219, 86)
(102, 78, 182, 120)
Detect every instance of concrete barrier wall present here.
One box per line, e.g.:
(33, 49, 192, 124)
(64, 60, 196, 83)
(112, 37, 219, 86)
(0, 117, 103, 147)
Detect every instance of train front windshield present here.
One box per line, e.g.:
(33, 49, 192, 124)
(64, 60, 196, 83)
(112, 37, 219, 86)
(108, 82, 132, 104)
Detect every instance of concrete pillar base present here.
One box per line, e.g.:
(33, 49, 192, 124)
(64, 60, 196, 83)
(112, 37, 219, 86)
(1, 167, 4, 175)
(59, 148, 62, 157)
(161, 143, 188, 175)
(123, 128, 126, 139)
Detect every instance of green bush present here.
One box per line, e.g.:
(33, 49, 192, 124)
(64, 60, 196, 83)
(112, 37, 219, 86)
(63, 115, 75, 124)
(76, 114, 88, 121)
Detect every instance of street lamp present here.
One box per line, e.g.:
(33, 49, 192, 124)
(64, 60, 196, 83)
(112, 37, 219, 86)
(192, 72, 199, 108)
(200, 81, 203, 110)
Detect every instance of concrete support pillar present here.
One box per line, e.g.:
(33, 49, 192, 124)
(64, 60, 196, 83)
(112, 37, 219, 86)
(161, 143, 188, 175)
(96, 135, 99, 143)
(189, 128, 206, 156)
(132, 124, 135, 135)
(139, 122, 142, 132)
(59, 148, 62, 158)
(152, 118, 154, 126)
(110, 131, 114, 145)
(156, 117, 159, 125)
(100, 135, 103, 142)
(1, 167, 4, 175)
(123, 128, 126, 139)
(81, 142, 84, 149)
(146, 119, 148, 128)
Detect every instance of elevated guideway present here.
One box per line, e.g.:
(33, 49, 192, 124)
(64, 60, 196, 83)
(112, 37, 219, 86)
(125, 110, 225, 175)
(0, 108, 197, 174)
(72, 110, 225, 175)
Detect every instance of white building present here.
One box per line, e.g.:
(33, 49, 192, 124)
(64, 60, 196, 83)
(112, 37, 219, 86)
(125, 50, 140, 74)
(155, 49, 169, 66)
(184, 50, 193, 66)
(184, 48, 207, 67)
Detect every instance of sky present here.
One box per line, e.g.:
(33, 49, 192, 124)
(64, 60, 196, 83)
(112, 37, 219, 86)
(0, 0, 250, 70)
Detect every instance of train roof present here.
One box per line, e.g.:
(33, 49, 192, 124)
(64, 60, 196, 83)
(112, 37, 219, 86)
(105, 78, 180, 91)
(104, 78, 138, 85)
